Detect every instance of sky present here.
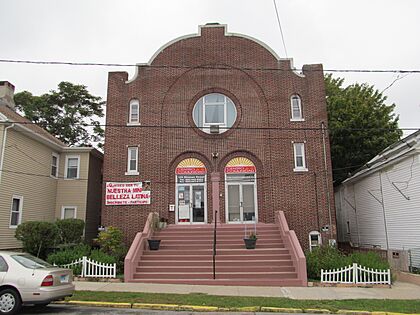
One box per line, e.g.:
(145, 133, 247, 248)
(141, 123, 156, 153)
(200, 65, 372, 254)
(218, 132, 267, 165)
(1, 0, 419, 136)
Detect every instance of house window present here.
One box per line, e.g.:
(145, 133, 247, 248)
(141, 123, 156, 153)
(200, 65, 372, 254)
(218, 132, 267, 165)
(128, 99, 140, 125)
(10, 196, 23, 228)
(192, 93, 237, 134)
(51, 153, 59, 178)
(293, 142, 307, 171)
(0, 256, 8, 272)
(65, 156, 80, 179)
(290, 95, 303, 121)
(126, 147, 139, 175)
(61, 206, 77, 219)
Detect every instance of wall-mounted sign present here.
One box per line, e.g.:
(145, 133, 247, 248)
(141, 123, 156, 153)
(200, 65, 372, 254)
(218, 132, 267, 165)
(169, 204, 175, 212)
(176, 158, 206, 175)
(177, 175, 205, 184)
(225, 157, 256, 174)
(105, 181, 151, 205)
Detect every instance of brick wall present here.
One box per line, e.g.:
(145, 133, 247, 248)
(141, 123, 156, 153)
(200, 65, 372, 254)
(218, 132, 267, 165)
(102, 24, 336, 251)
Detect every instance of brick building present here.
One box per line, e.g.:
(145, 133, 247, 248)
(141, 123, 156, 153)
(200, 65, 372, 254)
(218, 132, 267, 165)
(103, 24, 336, 280)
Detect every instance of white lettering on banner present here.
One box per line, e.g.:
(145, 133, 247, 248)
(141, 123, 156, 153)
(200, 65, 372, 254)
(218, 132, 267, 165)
(105, 181, 151, 205)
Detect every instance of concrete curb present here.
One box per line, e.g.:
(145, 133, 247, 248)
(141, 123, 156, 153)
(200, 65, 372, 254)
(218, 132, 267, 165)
(57, 301, 420, 314)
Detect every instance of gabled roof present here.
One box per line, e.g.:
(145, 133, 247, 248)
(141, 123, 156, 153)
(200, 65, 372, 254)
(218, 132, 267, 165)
(0, 105, 66, 147)
(342, 130, 420, 184)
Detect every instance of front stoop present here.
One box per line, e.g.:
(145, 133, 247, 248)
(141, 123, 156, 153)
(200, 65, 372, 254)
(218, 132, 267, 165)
(128, 223, 307, 286)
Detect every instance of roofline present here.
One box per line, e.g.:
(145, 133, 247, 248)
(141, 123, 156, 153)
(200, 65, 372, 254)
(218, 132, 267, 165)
(127, 24, 303, 83)
(13, 123, 64, 151)
(342, 130, 420, 185)
(64, 146, 103, 159)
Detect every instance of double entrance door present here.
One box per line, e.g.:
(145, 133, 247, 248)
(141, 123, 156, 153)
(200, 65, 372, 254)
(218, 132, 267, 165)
(226, 174, 257, 223)
(176, 175, 206, 224)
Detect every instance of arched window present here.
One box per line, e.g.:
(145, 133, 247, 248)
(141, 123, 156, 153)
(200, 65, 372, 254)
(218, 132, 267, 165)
(290, 95, 303, 121)
(192, 93, 237, 134)
(128, 99, 140, 124)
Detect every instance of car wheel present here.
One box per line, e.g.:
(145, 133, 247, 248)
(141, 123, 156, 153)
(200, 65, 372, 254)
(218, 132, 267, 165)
(0, 288, 21, 315)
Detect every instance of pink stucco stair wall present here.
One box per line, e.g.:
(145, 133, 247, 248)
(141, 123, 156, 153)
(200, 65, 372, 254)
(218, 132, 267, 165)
(124, 211, 307, 286)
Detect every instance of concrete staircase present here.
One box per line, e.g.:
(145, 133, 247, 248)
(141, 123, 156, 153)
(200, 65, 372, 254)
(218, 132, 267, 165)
(131, 223, 305, 286)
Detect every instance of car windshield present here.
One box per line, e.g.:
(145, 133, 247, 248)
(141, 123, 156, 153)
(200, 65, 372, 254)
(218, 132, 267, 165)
(12, 254, 52, 269)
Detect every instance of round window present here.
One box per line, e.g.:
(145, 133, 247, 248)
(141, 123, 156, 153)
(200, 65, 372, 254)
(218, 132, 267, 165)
(192, 93, 237, 134)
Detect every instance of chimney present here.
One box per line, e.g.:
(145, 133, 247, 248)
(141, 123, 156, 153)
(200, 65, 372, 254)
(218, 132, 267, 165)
(0, 81, 16, 110)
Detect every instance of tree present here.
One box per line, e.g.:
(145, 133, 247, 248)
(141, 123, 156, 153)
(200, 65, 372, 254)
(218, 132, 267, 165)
(14, 82, 104, 147)
(325, 74, 402, 185)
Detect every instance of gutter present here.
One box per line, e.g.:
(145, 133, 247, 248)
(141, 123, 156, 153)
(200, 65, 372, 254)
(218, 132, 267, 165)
(0, 122, 15, 185)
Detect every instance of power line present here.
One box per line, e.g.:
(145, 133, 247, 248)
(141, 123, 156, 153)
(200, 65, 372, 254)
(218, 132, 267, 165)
(1, 59, 420, 74)
(272, 0, 288, 58)
(1, 120, 418, 132)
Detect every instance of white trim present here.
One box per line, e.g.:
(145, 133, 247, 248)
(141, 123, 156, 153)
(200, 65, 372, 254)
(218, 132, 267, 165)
(175, 175, 207, 224)
(9, 195, 23, 228)
(309, 230, 322, 251)
(0, 113, 7, 121)
(225, 173, 258, 224)
(293, 142, 308, 172)
(64, 155, 81, 179)
(126, 147, 139, 174)
(290, 95, 303, 121)
(126, 24, 304, 83)
(61, 206, 77, 219)
(50, 152, 59, 178)
(128, 99, 140, 125)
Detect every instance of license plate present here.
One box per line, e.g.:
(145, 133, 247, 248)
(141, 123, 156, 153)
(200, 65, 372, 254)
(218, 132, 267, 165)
(60, 275, 69, 283)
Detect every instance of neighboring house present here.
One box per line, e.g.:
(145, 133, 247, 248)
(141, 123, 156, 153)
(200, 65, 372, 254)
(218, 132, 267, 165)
(335, 130, 420, 270)
(0, 81, 103, 249)
(103, 24, 336, 250)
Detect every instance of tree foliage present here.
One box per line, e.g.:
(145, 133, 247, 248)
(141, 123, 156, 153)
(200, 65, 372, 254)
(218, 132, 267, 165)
(14, 82, 104, 147)
(325, 74, 402, 184)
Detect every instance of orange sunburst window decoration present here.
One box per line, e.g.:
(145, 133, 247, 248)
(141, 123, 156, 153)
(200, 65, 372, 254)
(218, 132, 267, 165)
(225, 157, 256, 174)
(176, 158, 206, 175)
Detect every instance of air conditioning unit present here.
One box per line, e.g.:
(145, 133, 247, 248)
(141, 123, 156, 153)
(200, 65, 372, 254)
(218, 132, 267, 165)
(210, 125, 220, 134)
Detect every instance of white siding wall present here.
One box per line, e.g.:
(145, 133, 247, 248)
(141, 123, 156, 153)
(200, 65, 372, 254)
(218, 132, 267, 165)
(337, 153, 420, 264)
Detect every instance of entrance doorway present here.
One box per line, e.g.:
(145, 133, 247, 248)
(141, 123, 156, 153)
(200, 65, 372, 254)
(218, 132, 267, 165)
(176, 182, 206, 224)
(226, 174, 257, 223)
(175, 158, 207, 224)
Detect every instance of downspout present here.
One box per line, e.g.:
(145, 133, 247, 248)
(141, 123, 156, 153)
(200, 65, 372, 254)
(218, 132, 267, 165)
(321, 122, 333, 239)
(0, 122, 14, 185)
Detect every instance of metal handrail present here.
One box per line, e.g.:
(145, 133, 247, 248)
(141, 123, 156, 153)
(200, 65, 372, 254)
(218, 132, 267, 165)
(212, 210, 218, 279)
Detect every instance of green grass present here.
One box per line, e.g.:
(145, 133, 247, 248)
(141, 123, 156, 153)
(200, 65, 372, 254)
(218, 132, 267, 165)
(70, 291, 420, 313)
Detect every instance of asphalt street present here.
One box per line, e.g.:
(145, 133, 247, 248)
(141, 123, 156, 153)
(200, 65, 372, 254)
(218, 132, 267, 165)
(20, 304, 307, 315)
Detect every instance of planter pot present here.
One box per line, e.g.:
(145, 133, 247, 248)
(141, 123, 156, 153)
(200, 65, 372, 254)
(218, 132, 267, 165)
(244, 238, 257, 249)
(148, 239, 161, 250)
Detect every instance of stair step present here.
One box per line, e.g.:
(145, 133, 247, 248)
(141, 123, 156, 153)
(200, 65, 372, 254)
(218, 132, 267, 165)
(134, 271, 297, 280)
(136, 265, 295, 273)
(144, 249, 289, 256)
(142, 254, 292, 261)
(139, 260, 294, 267)
(159, 243, 285, 250)
(129, 278, 304, 286)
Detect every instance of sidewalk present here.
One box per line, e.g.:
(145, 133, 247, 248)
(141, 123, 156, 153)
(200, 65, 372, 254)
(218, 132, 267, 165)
(75, 281, 420, 300)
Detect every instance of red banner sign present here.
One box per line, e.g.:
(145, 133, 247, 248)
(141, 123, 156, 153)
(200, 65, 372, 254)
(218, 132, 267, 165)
(176, 167, 206, 175)
(105, 182, 151, 205)
(225, 165, 256, 174)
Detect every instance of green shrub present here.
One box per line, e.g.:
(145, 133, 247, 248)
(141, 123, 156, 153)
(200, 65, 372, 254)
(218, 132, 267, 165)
(56, 219, 85, 244)
(306, 246, 390, 280)
(15, 221, 60, 258)
(46, 244, 91, 275)
(349, 251, 390, 270)
(95, 226, 127, 274)
(90, 249, 116, 264)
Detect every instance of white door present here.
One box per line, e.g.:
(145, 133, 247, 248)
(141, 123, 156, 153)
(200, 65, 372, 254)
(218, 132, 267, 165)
(226, 182, 257, 223)
(176, 183, 207, 224)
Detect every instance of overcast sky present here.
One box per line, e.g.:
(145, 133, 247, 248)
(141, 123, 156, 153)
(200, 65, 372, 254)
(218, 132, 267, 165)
(1, 0, 419, 136)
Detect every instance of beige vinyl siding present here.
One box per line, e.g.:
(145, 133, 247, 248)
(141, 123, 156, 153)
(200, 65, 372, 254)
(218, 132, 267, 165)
(55, 152, 89, 223)
(84, 154, 102, 243)
(0, 129, 58, 249)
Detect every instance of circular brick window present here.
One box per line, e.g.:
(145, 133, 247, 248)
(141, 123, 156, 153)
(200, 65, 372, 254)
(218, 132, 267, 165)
(192, 93, 237, 134)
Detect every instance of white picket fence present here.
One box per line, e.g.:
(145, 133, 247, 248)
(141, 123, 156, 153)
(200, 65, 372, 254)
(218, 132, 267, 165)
(321, 263, 391, 285)
(56, 256, 116, 278)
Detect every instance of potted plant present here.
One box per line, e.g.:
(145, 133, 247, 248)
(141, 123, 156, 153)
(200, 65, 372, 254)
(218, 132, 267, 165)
(147, 238, 161, 250)
(243, 232, 257, 249)
(158, 217, 168, 229)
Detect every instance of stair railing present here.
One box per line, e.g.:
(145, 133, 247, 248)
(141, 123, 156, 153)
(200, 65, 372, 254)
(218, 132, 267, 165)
(212, 210, 218, 279)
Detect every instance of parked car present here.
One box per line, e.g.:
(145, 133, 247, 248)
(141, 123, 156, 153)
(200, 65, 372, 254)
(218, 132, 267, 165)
(0, 251, 74, 315)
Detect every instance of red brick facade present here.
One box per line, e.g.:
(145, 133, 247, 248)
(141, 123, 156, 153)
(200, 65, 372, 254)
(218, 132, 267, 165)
(102, 24, 336, 251)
